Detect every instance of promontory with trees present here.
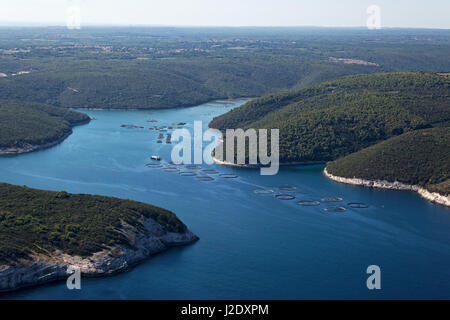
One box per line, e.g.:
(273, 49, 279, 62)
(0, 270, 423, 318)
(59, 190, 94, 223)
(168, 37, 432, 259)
(326, 127, 449, 204)
(0, 183, 198, 292)
(0, 100, 90, 154)
(210, 72, 449, 205)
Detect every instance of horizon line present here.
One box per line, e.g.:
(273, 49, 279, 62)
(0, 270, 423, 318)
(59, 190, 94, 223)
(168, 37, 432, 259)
(0, 23, 449, 31)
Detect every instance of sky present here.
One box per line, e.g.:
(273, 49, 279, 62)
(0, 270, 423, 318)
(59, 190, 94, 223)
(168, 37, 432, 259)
(0, 0, 449, 29)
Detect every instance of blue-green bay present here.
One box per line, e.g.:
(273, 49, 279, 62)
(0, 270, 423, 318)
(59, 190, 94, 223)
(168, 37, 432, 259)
(1, 100, 449, 299)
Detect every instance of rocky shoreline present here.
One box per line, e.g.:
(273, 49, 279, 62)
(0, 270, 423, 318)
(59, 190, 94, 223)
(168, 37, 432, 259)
(323, 168, 450, 207)
(0, 216, 199, 293)
(211, 156, 449, 207)
(0, 119, 90, 155)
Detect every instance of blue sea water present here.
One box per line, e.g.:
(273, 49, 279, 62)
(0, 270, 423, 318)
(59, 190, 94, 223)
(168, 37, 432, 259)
(0, 100, 449, 299)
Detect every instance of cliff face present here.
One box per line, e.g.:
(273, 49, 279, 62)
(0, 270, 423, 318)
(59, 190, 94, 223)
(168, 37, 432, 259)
(0, 217, 198, 292)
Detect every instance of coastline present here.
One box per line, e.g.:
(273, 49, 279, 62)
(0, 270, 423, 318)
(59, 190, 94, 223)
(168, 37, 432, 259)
(0, 119, 90, 156)
(323, 168, 450, 207)
(211, 157, 449, 208)
(0, 216, 199, 293)
(212, 155, 325, 168)
(0, 96, 249, 156)
(73, 97, 254, 111)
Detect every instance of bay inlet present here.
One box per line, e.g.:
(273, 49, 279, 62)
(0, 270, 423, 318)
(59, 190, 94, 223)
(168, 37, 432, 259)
(1, 100, 449, 299)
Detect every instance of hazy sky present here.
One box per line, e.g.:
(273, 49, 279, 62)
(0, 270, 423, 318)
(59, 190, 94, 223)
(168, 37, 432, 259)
(0, 0, 449, 29)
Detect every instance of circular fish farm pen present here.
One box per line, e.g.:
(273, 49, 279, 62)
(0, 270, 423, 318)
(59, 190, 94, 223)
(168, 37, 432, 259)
(145, 163, 163, 168)
(297, 200, 321, 206)
(167, 161, 184, 166)
(275, 194, 296, 200)
(195, 176, 215, 182)
(162, 167, 180, 172)
(321, 197, 343, 203)
(201, 169, 219, 174)
(185, 165, 202, 170)
(347, 202, 369, 208)
(323, 206, 347, 213)
(179, 171, 197, 177)
(277, 186, 297, 191)
(254, 188, 275, 195)
(219, 174, 239, 179)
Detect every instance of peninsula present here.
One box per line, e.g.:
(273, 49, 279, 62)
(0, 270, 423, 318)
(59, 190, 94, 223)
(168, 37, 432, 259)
(0, 183, 198, 292)
(210, 72, 449, 206)
(0, 100, 90, 155)
(325, 128, 450, 207)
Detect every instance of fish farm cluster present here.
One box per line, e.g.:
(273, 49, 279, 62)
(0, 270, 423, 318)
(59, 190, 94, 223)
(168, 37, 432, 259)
(144, 159, 370, 213)
(128, 119, 370, 214)
(121, 119, 184, 144)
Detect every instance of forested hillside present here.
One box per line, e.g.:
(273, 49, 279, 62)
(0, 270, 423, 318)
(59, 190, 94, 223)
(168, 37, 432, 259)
(326, 128, 450, 196)
(210, 72, 450, 163)
(1, 27, 450, 109)
(0, 100, 89, 150)
(0, 55, 376, 109)
(0, 183, 188, 263)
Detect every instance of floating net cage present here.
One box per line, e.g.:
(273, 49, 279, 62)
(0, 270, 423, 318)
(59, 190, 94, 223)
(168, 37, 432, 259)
(201, 169, 219, 174)
(162, 167, 180, 172)
(277, 186, 297, 191)
(254, 189, 275, 195)
(168, 161, 184, 166)
(219, 174, 238, 179)
(185, 165, 202, 170)
(275, 194, 296, 200)
(195, 176, 215, 181)
(297, 200, 321, 206)
(179, 171, 197, 177)
(323, 206, 347, 213)
(321, 197, 343, 203)
(347, 202, 369, 208)
(145, 163, 163, 168)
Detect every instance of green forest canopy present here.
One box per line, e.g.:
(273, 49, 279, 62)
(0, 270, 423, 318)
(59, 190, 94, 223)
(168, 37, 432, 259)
(0, 183, 187, 263)
(1, 27, 450, 110)
(0, 55, 379, 110)
(210, 72, 450, 163)
(0, 100, 89, 149)
(326, 127, 450, 195)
